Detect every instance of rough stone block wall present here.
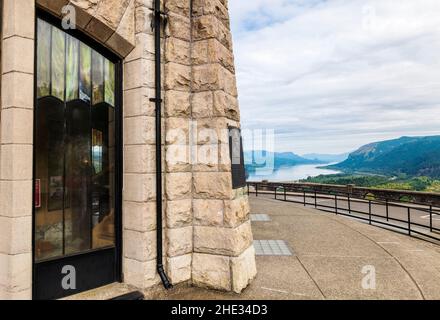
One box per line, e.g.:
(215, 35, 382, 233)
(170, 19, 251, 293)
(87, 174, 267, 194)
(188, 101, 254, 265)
(169, 0, 256, 292)
(162, 0, 193, 286)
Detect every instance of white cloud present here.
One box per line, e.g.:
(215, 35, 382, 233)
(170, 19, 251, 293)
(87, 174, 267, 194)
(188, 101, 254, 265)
(229, 0, 440, 154)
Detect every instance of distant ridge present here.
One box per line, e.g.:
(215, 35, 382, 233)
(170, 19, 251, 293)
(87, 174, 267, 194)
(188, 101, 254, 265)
(327, 136, 440, 178)
(302, 153, 348, 163)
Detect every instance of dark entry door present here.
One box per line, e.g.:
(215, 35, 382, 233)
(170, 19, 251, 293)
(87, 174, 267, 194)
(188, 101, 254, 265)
(33, 16, 121, 300)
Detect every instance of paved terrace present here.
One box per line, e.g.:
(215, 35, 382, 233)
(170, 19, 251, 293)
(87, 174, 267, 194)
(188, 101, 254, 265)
(68, 195, 440, 300)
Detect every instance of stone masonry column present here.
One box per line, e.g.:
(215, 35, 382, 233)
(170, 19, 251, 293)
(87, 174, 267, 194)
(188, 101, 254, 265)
(163, 0, 193, 285)
(191, 0, 256, 293)
(122, 0, 160, 288)
(0, 0, 35, 299)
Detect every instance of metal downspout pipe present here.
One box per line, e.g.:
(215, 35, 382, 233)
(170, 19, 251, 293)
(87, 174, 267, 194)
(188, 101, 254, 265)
(152, 0, 172, 289)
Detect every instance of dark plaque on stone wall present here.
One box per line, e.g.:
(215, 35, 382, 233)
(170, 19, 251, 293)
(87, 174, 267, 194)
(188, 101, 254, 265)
(228, 127, 246, 189)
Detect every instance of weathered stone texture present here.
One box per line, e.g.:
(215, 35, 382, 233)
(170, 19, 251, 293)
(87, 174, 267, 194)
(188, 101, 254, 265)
(124, 258, 160, 288)
(165, 172, 192, 200)
(192, 253, 231, 291)
(193, 199, 224, 226)
(123, 201, 156, 232)
(166, 117, 190, 145)
(167, 254, 192, 284)
(124, 144, 156, 173)
(193, 172, 232, 199)
(165, 90, 191, 117)
(124, 173, 156, 202)
(231, 245, 257, 293)
(107, 0, 136, 56)
(0, 252, 32, 297)
(166, 144, 191, 172)
(1, 72, 34, 109)
(166, 226, 193, 257)
(193, 64, 238, 96)
(166, 13, 191, 40)
(166, 199, 192, 228)
(193, 15, 232, 49)
(164, 62, 192, 91)
(165, 0, 191, 18)
(124, 230, 156, 262)
(194, 221, 253, 257)
(192, 39, 234, 73)
(224, 197, 250, 227)
(124, 116, 156, 145)
(192, 0, 230, 28)
(166, 37, 191, 65)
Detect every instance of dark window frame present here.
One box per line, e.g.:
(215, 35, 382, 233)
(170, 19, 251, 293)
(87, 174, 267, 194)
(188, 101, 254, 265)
(32, 8, 124, 299)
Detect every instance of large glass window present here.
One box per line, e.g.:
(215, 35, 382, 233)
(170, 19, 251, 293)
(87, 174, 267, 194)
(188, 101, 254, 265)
(35, 18, 117, 261)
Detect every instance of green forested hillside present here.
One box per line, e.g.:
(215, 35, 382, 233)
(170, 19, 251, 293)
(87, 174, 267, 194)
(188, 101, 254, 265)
(327, 136, 440, 178)
(301, 174, 440, 192)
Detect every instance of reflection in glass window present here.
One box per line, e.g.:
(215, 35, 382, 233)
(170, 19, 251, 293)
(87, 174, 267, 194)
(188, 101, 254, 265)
(35, 18, 118, 262)
(36, 20, 116, 106)
(51, 27, 65, 100)
(66, 35, 79, 101)
(104, 59, 115, 106)
(92, 129, 103, 174)
(80, 43, 92, 102)
(92, 51, 104, 105)
(37, 19, 51, 98)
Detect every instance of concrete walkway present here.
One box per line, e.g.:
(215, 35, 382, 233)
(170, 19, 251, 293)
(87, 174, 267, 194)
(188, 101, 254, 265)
(68, 195, 440, 300)
(161, 195, 440, 300)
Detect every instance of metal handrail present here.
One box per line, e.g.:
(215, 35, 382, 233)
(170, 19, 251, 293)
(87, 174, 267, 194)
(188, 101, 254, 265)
(247, 182, 440, 242)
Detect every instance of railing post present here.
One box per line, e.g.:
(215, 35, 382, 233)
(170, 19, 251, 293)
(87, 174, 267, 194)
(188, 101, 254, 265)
(430, 205, 433, 233)
(284, 186, 287, 201)
(386, 199, 389, 221)
(314, 191, 317, 208)
(256, 184, 258, 197)
(408, 207, 411, 236)
(303, 189, 306, 206)
(247, 183, 250, 196)
(335, 194, 338, 215)
(274, 187, 277, 200)
(369, 200, 372, 225)
(348, 193, 351, 214)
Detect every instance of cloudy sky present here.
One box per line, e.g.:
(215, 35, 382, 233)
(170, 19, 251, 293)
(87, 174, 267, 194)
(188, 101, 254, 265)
(229, 0, 440, 154)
